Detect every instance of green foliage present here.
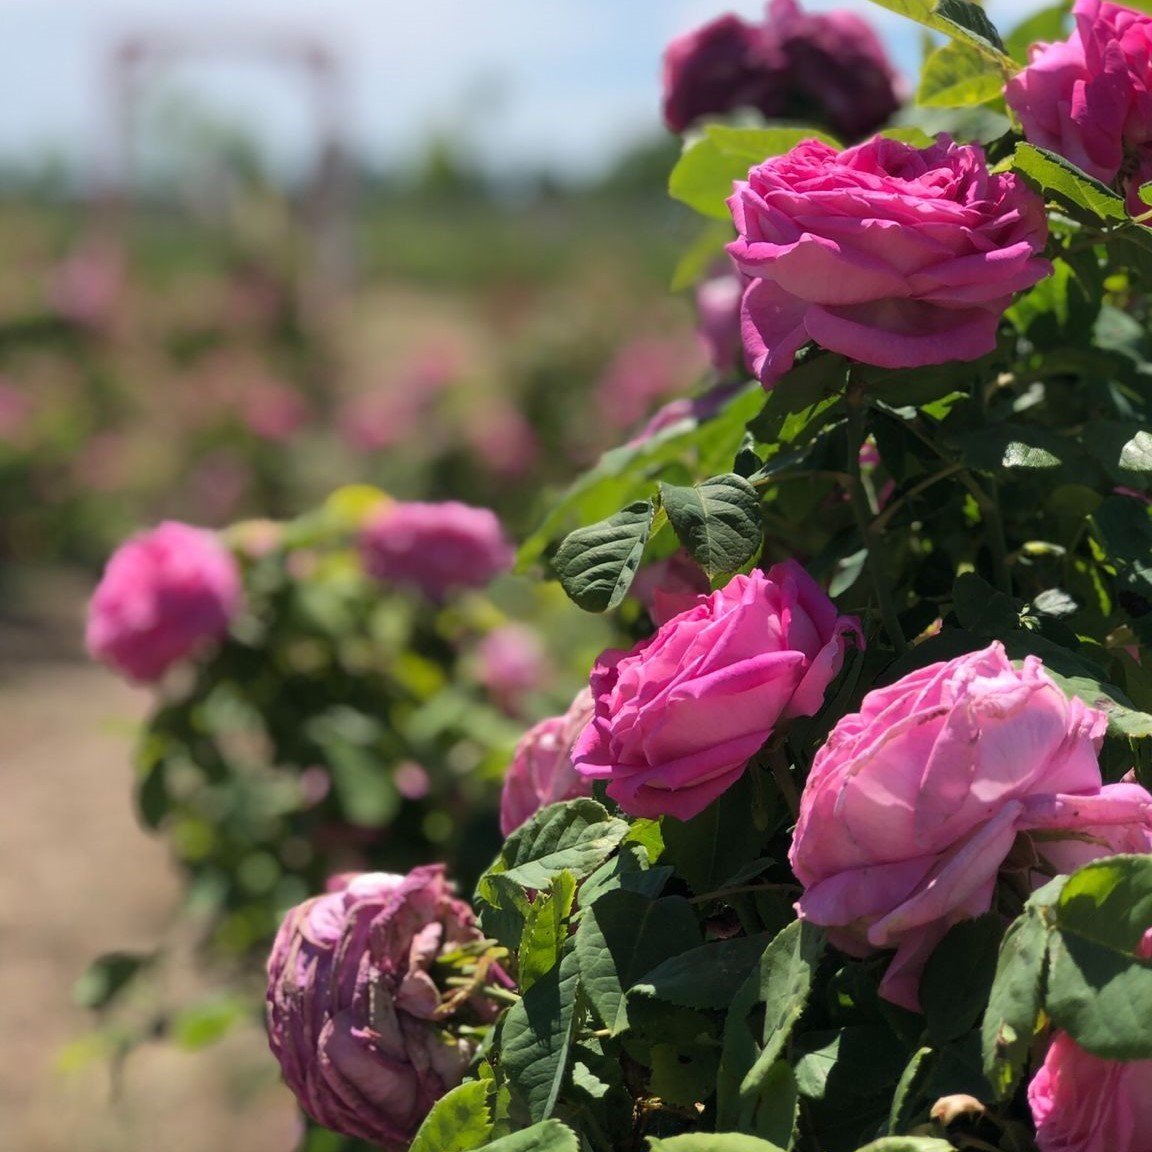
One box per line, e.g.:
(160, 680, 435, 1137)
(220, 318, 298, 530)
(409, 1079, 495, 1152)
(552, 500, 655, 612)
(661, 474, 764, 579)
(917, 40, 1006, 107)
(865, 0, 1011, 63)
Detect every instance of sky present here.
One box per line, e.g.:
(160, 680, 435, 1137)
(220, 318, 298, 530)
(1, 0, 1057, 183)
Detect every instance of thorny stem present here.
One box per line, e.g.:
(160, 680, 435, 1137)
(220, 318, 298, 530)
(846, 377, 907, 653)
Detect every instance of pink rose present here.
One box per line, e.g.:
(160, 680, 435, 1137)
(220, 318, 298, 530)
(662, 13, 782, 134)
(476, 624, 551, 714)
(358, 500, 514, 602)
(500, 688, 596, 835)
(630, 550, 712, 625)
(86, 521, 242, 684)
(574, 562, 862, 821)
(1029, 1031, 1152, 1152)
(1006, 0, 1152, 215)
(696, 268, 745, 377)
(727, 135, 1051, 385)
(790, 642, 1152, 1009)
(265, 867, 501, 1150)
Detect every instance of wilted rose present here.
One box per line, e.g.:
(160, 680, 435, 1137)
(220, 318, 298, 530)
(86, 521, 241, 684)
(791, 642, 1152, 1008)
(358, 500, 514, 602)
(574, 561, 861, 821)
(728, 134, 1051, 385)
(265, 867, 502, 1150)
(500, 688, 596, 835)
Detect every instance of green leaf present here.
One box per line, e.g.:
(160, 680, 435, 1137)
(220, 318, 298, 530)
(552, 500, 654, 613)
(410, 1080, 494, 1152)
(1004, 3, 1073, 64)
(170, 996, 247, 1050)
(853, 1140, 954, 1152)
(952, 572, 1022, 635)
(1121, 431, 1152, 473)
(918, 39, 1005, 106)
(1012, 142, 1130, 224)
(921, 915, 1004, 1045)
(519, 872, 577, 993)
(578, 845, 672, 908)
(866, 0, 1011, 61)
(660, 473, 763, 579)
(485, 799, 630, 894)
(739, 921, 826, 1101)
(575, 890, 700, 1035)
(500, 949, 583, 1121)
(647, 1135, 787, 1152)
(793, 1025, 910, 1103)
(632, 933, 773, 1011)
(981, 885, 1059, 1099)
(888, 1046, 935, 1135)
(1092, 494, 1152, 603)
(952, 423, 1068, 472)
(1047, 855, 1152, 1058)
(670, 125, 841, 220)
(73, 951, 154, 1011)
(671, 220, 735, 292)
(480, 1119, 580, 1152)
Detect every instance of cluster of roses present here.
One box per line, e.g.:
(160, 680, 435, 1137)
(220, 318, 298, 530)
(85, 2, 1152, 1149)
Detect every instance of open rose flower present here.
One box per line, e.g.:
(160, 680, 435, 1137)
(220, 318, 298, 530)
(500, 688, 595, 835)
(86, 521, 241, 684)
(358, 500, 514, 602)
(475, 624, 551, 715)
(791, 642, 1152, 1009)
(266, 867, 502, 1150)
(1006, 0, 1152, 216)
(1029, 1031, 1152, 1152)
(574, 561, 862, 821)
(728, 134, 1051, 386)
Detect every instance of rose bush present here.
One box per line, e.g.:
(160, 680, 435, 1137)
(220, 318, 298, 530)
(265, 866, 502, 1149)
(790, 643, 1152, 1008)
(728, 134, 1051, 384)
(573, 561, 861, 820)
(86, 520, 241, 683)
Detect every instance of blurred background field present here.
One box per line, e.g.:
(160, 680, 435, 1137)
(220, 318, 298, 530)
(0, 1, 1051, 1150)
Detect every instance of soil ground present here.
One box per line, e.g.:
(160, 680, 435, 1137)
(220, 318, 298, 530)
(0, 571, 299, 1152)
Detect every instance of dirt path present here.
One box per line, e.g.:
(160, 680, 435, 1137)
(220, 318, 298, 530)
(0, 589, 298, 1152)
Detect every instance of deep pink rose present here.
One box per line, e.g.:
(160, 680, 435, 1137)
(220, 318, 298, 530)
(500, 688, 595, 835)
(265, 867, 500, 1150)
(791, 642, 1152, 1009)
(1006, 0, 1152, 215)
(768, 0, 902, 141)
(630, 550, 712, 625)
(727, 135, 1051, 385)
(86, 521, 241, 684)
(696, 268, 745, 377)
(662, 13, 782, 134)
(1029, 1031, 1152, 1152)
(574, 562, 862, 821)
(358, 500, 514, 602)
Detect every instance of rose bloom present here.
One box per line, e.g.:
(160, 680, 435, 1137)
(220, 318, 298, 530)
(476, 623, 551, 714)
(696, 268, 745, 378)
(1006, 0, 1152, 215)
(790, 642, 1152, 1009)
(86, 521, 241, 684)
(574, 562, 862, 821)
(358, 500, 514, 602)
(1029, 1031, 1152, 1152)
(266, 867, 500, 1150)
(727, 134, 1051, 385)
(500, 688, 596, 835)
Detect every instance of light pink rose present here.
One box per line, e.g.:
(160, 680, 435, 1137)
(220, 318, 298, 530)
(790, 642, 1152, 1009)
(1006, 0, 1152, 215)
(500, 688, 596, 835)
(727, 135, 1051, 385)
(358, 500, 514, 602)
(265, 867, 500, 1150)
(574, 562, 862, 821)
(86, 521, 242, 684)
(476, 624, 551, 714)
(696, 268, 745, 377)
(1029, 1031, 1152, 1152)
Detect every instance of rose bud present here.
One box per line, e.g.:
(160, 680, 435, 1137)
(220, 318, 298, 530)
(574, 562, 861, 821)
(86, 520, 241, 684)
(790, 642, 1152, 1009)
(265, 867, 504, 1150)
(500, 688, 595, 835)
(1029, 1031, 1152, 1152)
(1006, 0, 1152, 216)
(727, 134, 1051, 386)
(358, 500, 514, 602)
